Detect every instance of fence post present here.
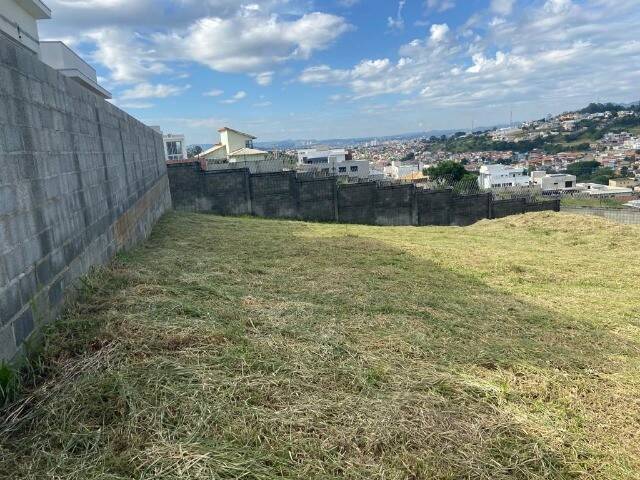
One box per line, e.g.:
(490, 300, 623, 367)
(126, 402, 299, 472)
(332, 177, 339, 222)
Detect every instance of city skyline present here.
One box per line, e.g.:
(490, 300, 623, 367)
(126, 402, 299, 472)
(38, 0, 640, 143)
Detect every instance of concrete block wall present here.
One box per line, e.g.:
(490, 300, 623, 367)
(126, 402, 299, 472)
(0, 38, 171, 363)
(169, 165, 559, 228)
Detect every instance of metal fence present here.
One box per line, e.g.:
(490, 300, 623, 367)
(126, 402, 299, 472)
(560, 206, 640, 224)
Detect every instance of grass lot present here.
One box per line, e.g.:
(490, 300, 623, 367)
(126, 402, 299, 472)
(560, 197, 627, 209)
(1, 212, 640, 479)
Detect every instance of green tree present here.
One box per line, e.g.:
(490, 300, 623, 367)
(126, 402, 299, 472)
(565, 161, 601, 181)
(187, 145, 203, 158)
(424, 161, 469, 182)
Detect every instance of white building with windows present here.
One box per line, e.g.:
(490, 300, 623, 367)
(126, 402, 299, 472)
(384, 161, 424, 180)
(478, 164, 531, 189)
(39, 41, 111, 99)
(531, 171, 577, 192)
(296, 147, 370, 179)
(0, 0, 51, 56)
(0, 1, 111, 98)
(163, 133, 187, 162)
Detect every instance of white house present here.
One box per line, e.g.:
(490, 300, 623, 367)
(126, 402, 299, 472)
(531, 171, 577, 192)
(478, 164, 531, 189)
(0, 0, 51, 56)
(199, 127, 269, 165)
(0, 1, 111, 98)
(575, 183, 633, 197)
(297, 147, 348, 165)
(384, 161, 424, 180)
(39, 41, 111, 99)
(296, 147, 371, 179)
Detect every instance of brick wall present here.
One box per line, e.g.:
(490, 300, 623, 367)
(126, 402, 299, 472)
(0, 38, 172, 363)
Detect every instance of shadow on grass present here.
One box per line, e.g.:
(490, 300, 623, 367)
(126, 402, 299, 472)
(0, 212, 636, 479)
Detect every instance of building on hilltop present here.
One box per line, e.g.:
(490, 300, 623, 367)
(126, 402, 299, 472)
(296, 147, 370, 179)
(1, 0, 111, 98)
(198, 127, 270, 168)
(150, 127, 188, 163)
(0, 0, 51, 56)
(478, 164, 531, 189)
(531, 171, 577, 192)
(39, 41, 111, 99)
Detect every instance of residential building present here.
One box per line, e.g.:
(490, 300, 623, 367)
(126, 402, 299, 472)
(199, 127, 269, 165)
(39, 41, 111, 99)
(531, 171, 577, 192)
(154, 130, 187, 163)
(296, 147, 370, 179)
(0, 0, 51, 56)
(384, 161, 424, 180)
(609, 178, 638, 188)
(478, 164, 531, 189)
(297, 147, 350, 164)
(575, 183, 634, 197)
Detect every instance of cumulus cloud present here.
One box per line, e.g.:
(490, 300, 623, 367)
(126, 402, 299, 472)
(40, 1, 351, 88)
(298, 0, 640, 110)
(120, 83, 190, 100)
(430, 23, 450, 43)
(426, 0, 455, 12)
(220, 91, 247, 104)
(253, 72, 275, 86)
(204, 89, 224, 97)
(490, 0, 515, 16)
(388, 1, 406, 30)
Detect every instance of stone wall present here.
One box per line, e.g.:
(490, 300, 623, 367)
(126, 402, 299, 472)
(168, 163, 560, 227)
(0, 38, 171, 363)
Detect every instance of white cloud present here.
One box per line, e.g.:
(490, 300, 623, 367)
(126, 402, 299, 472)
(490, 0, 515, 16)
(220, 91, 247, 104)
(426, 0, 455, 12)
(253, 71, 275, 86)
(41, 2, 351, 86)
(430, 23, 450, 43)
(120, 83, 190, 100)
(388, 0, 406, 30)
(298, 0, 640, 112)
(544, 0, 574, 14)
(153, 11, 351, 74)
(204, 89, 224, 97)
(253, 101, 273, 107)
(86, 28, 171, 83)
(120, 102, 154, 109)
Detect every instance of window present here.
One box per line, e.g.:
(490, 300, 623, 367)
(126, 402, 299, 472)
(245, 140, 254, 148)
(350, 166, 358, 172)
(565, 181, 573, 188)
(166, 141, 182, 156)
(338, 166, 347, 173)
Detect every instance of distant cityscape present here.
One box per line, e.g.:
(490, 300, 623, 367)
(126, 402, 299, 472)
(156, 102, 639, 208)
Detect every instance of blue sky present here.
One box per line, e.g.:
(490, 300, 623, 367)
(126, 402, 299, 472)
(39, 0, 640, 143)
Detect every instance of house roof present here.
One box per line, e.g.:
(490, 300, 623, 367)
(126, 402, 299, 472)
(197, 144, 225, 157)
(218, 127, 257, 140)
(229, 147, 268, 156)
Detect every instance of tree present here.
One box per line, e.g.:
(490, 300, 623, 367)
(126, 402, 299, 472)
(565, 160, 601, 181)
(187, 145, 203, 158)
(424, 161, 469, 182)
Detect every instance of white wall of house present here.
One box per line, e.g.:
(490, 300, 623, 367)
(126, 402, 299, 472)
(163, 134, 187, 162)
(531, 172, 576, 191)
(384, 161, 423, 180)
(0, 0, 51, 55)
(220, 129, 254, 155)
(297, 148, 348, 165)
(298, 159, 370, 179)
(478, 164, 531, 189)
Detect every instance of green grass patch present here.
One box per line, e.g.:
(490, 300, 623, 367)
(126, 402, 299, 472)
(1, 211, 639, 479)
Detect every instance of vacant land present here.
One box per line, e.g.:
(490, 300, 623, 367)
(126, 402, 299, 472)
(1, 212, 639, 479)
